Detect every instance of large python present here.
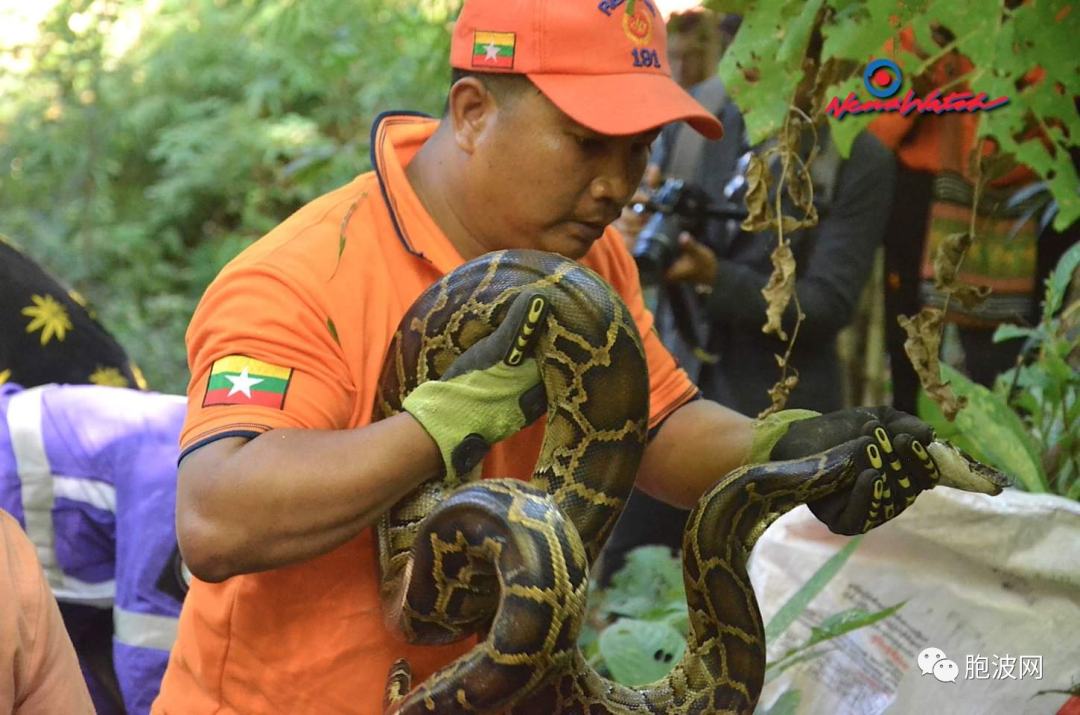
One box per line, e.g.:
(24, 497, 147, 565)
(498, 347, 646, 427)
(374, 249, 1009, 715)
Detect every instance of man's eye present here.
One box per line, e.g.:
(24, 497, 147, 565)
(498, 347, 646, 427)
(576, 136, 604, 153)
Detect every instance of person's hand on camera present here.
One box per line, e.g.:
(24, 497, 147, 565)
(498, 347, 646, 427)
(615, 188, 653, 251)
(664, 232, 719, 288)
(614, 165, 663, 251)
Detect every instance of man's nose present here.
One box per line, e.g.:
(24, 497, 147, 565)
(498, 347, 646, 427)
(590, 154, 637, 206)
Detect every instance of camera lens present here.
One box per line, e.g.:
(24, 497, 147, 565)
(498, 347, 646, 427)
(632, 211, 682, 286)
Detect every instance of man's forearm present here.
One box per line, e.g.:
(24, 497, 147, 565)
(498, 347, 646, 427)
(177, 412, 442, 581)
(634, 399, 755, 510)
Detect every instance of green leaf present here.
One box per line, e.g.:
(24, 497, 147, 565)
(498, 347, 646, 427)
(772, 603, 905, 667)
(1012, 389, 1041, 418)
(1067, 393, 1080, 426)
(326, 317, 341, 346)
(766, 689, 803, 715)
(929, 0, 1004, 68)
(822, 0, 906, 65)
(704, 0, 760, 14)
(764, 535, 863, 643)
(600, 546, 685, 620)
(825, 75, 878, 158)
(598, 618, 686, 686)
(717, 0, 824, 145)
(1046, 241, 1080, 316)
(992, 324, 1039, 344)
(1017, 364, 1054, 392)
(939, 364, 1049, 492)
(1011, 0, 1080, 96)
(764, 648, 832, 684)
(1046, 348, 1076, 386)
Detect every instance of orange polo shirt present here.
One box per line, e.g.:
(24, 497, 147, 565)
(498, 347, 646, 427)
(153, 112, 696, 714)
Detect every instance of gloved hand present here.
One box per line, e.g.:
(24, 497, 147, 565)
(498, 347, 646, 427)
(760, 406, 940, 535)
(403, 291, 550, 480)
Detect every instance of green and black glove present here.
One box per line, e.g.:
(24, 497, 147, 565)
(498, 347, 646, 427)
(403, 291, 550, 480)
(750, 406, 940, 535)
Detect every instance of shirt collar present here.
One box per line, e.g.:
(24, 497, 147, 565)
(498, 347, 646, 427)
(369, 111, 466, 275)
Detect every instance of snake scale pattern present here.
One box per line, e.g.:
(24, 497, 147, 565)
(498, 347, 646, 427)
(374, 249, 1008, 715)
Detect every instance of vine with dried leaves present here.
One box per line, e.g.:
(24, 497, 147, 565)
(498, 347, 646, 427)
(743, 106, 822, 418)
(709, 0, 1079, 421)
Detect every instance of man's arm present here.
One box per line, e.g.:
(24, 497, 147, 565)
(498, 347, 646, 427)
(633, 397, 940, 535)
(178, 290, 548, 583)
(176, 414, 441, 583)
(633, 398, 754, 509)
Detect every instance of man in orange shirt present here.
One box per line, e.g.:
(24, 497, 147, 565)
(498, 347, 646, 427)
(155, 1, 939, 712)
(1, 510, 96, 714)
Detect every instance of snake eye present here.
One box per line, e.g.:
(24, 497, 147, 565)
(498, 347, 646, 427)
(874, 427, 893, 453)
(911, 440, 928, 459)
(866, 443, 883, 469)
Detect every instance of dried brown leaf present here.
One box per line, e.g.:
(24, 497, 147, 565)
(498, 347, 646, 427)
(760, 371, 800, 419)
(897, 308, 967, 420)
(740, 154, 773, 233)
(932, 231, 992, 310)
(786, 164, 813, 215)
(951, 283, 994, 310)
(932, 232, 971, 288)
(762, 242, 797, 341)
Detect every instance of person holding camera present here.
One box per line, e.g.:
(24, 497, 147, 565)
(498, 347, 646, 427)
(603, 35, 897, 582)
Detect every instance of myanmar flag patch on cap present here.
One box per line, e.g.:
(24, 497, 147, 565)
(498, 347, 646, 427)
(203, 355, 293, 409)
(472, 31, 516, 69)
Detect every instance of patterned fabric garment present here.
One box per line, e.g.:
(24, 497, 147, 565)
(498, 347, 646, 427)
(0, 383, 187, 715)
(0, 237, 145, 391)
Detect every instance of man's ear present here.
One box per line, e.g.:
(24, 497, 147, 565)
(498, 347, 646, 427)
(447, 77, 495, 154)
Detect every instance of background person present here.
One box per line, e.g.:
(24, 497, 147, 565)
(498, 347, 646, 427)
(868, 28, 1079, 412)
(1, 507, 96, 714)
(603, 26, 896, 581)
(1, 382, 188, 715)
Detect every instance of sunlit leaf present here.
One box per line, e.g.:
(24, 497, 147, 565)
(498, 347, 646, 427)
(598, 618, 686, 686)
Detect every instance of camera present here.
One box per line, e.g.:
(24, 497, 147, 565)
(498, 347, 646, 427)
(631, 176, 748, 286)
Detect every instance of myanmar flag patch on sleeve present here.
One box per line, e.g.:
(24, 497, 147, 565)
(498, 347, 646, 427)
(203, 355, 293, 409)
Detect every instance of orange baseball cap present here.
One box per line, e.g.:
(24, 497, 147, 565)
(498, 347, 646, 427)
(450, 0, 724, 140)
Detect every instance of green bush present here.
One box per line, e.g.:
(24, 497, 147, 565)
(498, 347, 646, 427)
(1, 0, 456, 392)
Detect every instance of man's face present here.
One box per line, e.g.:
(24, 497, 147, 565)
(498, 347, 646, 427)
(667, 32, 705, 89)
(469, 86, 659, 260)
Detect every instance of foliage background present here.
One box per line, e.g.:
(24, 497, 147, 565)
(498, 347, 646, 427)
(2, 0, 1077, 402)
(1, 0, 457, 392)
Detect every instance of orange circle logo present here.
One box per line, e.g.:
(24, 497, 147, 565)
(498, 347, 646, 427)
(623, 8, 652, 46)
